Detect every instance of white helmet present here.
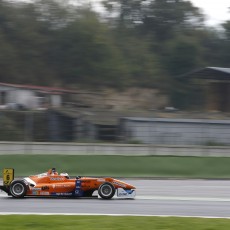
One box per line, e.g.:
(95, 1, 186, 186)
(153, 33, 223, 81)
(60, 172, 69, 179)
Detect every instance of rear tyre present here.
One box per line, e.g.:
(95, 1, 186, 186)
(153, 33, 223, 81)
(10, 180, 27, 198)
(98, 182, 115, 199)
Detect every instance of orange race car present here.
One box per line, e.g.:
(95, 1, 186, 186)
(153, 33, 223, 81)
(0, 168, 136, 199)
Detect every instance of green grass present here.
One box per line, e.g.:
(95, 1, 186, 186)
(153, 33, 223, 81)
(0, 215, 230, 230)
(1, 154, 230, 178)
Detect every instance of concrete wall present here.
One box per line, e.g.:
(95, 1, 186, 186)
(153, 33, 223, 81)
(0, 142, 230, 157)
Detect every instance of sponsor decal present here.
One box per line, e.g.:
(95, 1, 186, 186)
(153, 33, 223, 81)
(54, 184, 71, 188)
(41, 186, 49, 191)
(118, 190, 134, 196)
(50, 177, 64, 181)
(32, 191, 39, 195)
(40, 192, 49, 195)
(117, 188, 136, 198)
(3, 168, 14, 186)
(52, 193, 73, 196)
(31, 188, 41, 191)
(118, 191, 127, 196)
(64, 185, 71, 187)
(97, 179, 105, 182)
(76, 180, 81, 188)
(75, 180, 83, 196)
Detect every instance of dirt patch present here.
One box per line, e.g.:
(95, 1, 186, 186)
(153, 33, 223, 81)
(72, 87, 168, 110)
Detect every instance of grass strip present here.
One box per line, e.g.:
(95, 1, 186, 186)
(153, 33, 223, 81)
(0, 215, 230, 230)
(1, 155, 230, 178)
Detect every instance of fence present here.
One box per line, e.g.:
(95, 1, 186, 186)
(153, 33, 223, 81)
(0, 142, 230, 157)
(1, 109, 230, 156)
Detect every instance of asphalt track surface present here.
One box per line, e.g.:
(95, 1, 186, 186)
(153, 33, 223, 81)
(1, 179, 230, 218)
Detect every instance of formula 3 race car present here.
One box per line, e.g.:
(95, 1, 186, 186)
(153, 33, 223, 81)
(0, 168, 136, 199)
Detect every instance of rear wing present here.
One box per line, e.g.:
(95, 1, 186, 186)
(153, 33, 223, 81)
(0, 168, 14, 194)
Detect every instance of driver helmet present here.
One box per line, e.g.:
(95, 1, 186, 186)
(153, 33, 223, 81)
(60, 172, 69, 179)
(51, 168, 58, 175)
(48, 168, 58, 175)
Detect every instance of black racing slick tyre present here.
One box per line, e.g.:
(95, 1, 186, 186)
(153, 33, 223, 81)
(10, 180, 27, 198)
(98, 182, 115, 199)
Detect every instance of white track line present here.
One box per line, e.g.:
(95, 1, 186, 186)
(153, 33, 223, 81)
(0, 212, 230, 219)
(2, 193, 230, 202)
(137, 195, 230, 202)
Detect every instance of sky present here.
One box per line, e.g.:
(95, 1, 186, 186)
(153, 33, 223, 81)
(191, 0, 230, 25)
(15, 0, 230, 26)
(90, 0, 230, 26)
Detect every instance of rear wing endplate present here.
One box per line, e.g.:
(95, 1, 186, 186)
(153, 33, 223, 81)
(3, 168, 14, 186)
(0, 168, 14, 194)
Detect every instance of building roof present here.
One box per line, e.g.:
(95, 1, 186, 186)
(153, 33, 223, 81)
(121, 117, 230, 124)
(54, 108, 157, 125)
(182, 67, 230, 81)
(0, 82, 78, 94)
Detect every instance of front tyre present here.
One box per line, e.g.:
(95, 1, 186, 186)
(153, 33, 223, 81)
(98, 182, 115, 199)
(10, 180, 27, 198)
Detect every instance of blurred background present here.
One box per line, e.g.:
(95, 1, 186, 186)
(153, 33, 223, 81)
(0, 0, 230, 156)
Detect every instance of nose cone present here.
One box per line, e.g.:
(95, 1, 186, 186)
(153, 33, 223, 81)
(113, 179, 136, 189)
(126, 184, 136, 189)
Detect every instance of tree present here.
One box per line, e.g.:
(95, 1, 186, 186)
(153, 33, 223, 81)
(0, 0, 58, 84)
(50, 8, 130, 88)
(141, 0, 204, 40)
(102, 1, 204, 38)
(102, 0, 143, 27)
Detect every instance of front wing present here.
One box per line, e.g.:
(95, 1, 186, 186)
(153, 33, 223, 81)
(116, 188, 136, 198)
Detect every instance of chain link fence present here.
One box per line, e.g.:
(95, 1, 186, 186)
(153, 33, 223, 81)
(0, 109, 230, 156)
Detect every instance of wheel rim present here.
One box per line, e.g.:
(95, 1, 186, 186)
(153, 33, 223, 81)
(100, 184, 112, 197)
(12, 183, 24, 196)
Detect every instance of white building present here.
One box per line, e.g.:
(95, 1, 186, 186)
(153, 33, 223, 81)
(0, 82, 76, 110)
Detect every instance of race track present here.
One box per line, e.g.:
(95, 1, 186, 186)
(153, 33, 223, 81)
(1, 179, 230, 218)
